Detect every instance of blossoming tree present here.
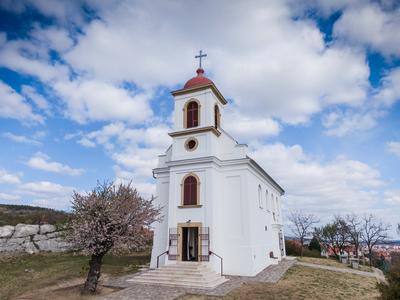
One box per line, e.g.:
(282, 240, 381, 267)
(67, 181, 161, 294)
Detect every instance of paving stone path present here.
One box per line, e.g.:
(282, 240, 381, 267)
(296, 261, 385, 281)
(101, 259, 295, 300)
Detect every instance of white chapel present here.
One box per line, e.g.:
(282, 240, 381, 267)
(149, 60, 286, 277)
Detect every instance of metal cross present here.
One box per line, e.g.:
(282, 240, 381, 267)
(195, 50, 207, 68)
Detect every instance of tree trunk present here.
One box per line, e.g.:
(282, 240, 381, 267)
(368, 248, 373, 267)
(300, 239, 304, 257)
(83, 253, 105, 294)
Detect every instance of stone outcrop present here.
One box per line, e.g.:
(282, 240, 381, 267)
(0, 224, 71, 254)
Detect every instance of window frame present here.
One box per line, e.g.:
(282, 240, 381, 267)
(180, 173, 201, 207)
(183, 99, 201, 129)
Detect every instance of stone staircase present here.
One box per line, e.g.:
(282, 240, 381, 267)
(127, 262, 228, 289)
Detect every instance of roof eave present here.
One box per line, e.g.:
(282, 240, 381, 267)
(171, 83, 227, 105)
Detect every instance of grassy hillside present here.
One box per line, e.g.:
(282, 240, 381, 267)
(0, 204, 70, 226)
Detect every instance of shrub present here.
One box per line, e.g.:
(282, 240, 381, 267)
(308, 236, 321, 252)
(378, 259, 400, 299)
(285, 240, 302, 256)
(302, 247, 321, 258)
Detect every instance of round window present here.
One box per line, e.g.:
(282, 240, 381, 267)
(185, 138, 198, 151)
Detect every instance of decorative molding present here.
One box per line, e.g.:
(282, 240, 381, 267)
(184, 137, 199, 152)
(169, 126, 221, 137)
(178, 205, 203, 208)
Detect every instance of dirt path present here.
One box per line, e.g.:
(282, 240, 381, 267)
(296, 261, 385, 281)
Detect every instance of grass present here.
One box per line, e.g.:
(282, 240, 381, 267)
(0, 252, 150, 300)
(180, 265, 379, 300)
(298, 256, 373, 272)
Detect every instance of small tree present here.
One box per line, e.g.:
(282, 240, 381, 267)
(345, 214, 362, 258)
(360, 214, 390, 267)
(308, 235, 321, 253)
(314, 217, 350, 260)
(315, 222, 340, 259)
(67, 181, 161, 294)
(288, 211, 319, 257)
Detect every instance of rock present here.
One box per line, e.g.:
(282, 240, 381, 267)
(0, 225, 15, 238)
(46, 232, 62, 239)
(33, 234, 47, 241)
(36, 239, 67, 252)
(23, 240, 39, 254)
(39, 224, 56, 235)
(14, 224, 39, 238)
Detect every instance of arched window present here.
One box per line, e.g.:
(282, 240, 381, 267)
(186, 101, 199, 128)
(183, 175, 198, 205)
(258, 185, 263, 208)
(265, 190, 269, 211)
(214, 105, 220, 129)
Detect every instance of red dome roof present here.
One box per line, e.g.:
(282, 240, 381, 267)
(183, 68, 213, 89)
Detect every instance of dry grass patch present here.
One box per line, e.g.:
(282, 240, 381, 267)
(180, 265, 379, 300)
(297, 256, 347, 268)
(0, 252, 149, 300)
(298, 256, 373, 272)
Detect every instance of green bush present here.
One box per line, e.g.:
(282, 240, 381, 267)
(308, 236, 321, 252)
(302, 247, 322, 258)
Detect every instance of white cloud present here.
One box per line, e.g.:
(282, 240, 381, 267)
(53, 79, 153, 124)
(0, 192, 20, 201)
(387, 141, 400, 158)
(250, 143, 384, 214)
(224, 109, 281, 142)
(64, 0, 370, 125)
(26, 152, 84, 176)
(374, 67, 400, 107)
(67, 122, 172, 196)
(334, 3, 400, 57)
(3, 132, 41, 145)
(17, 180, 76, 210)
(21, 85, 50, 112)
(322, 109, 383, 137)
(0, 0, 85, 26)
(0, 169, 21, 184)
(0, 81, 43, 123)
(18, 180, 74, 195)
(322, 67, 400, 136)
(0, 39, 69, 83)
(30, 25, 73, 53)
(384, 190, 400, 205)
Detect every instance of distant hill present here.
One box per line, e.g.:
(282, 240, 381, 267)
(0, 204, 70, 226)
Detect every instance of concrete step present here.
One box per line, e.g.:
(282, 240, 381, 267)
(138, 273, 222, 282)
(127, 263, 228, 289)
(128, 277, 228, 289)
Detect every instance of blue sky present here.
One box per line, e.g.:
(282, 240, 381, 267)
(0, 0, 399, 237)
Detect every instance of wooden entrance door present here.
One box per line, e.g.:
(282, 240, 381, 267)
(177, 222, 201, 262)
(182, 227, 199, 261)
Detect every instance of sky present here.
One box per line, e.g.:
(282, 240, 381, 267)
(0, 0, 399, 237)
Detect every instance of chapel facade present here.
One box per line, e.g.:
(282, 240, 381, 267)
(149, 66, 285, 276)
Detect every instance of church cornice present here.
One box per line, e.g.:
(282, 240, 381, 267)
(168, 126, 221, 137)
(153, 155, 285, 195)
(171, 83, 227, 105)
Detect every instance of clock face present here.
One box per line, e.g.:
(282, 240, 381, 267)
(185, 138, 198, 151)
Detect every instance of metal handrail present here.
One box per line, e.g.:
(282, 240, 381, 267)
(209, 250, 223, 276)
(156, 250, 168, 268)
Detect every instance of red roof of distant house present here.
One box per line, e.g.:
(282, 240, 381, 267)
(183, 68, 214, 89)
